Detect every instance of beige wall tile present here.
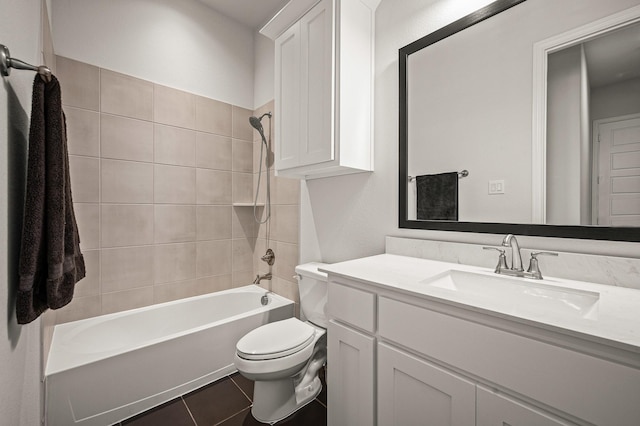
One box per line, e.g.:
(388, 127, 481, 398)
(253, 238, 270, 277)
(55, 295, 102, 324)
(232, 270, 255, 287)
(102, 287, 154, 315)
(275, 205, 299, 245)
(274, 175, 300, 205)
(101, 246, 154, 293)
(232, 238, 255, 272)
(196, 169, 232, 205)
(256, 206, 272, 241)
(56, 56, 99, 111)
(101, 114, 154, 162)
(69, 156, 99, 203)
(65, 107, 99, 157)
(74, 249, 100, 297)
(253, 171, 268, 205)
(154, 275, 232, 304)
(232, 106, 254, 141)
(101, 204, 154, 247)
(232, 205, 257, 239)
(197, 274, 233, 293)
(232, 140, 253, 173)
(196, 240, 232, 278)
(154, 164, 196, 204)
(195, 96, 232, 135)
(154, 243, 197, 284)
(196, 132, 232, 171)
(74, 203, 99, 250)
(272, 276, 300, 305)
(232, 172, 253, 204)
(196, 206, 232, 240)
(153, 279, 198, 304)
(154, 124, 196, 167)
(154, 205, 196, 243)
(101, 69, 153, 121)
(101, 159, 153, 203)
(154, 84, 196, 129)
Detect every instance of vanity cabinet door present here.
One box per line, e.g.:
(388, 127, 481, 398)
(477, 386, 577, 426)
(327, 320, 375, 426)
(378, 343, 475, 426)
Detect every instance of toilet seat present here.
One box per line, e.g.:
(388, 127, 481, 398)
(236, 318, 316, 361)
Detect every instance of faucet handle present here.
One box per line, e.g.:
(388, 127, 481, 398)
(530, 251, 558, 258)
(526, 251, 558, 279)
(483, 246, 508, 273)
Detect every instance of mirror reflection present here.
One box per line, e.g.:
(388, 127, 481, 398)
(403, 0, 640, 233)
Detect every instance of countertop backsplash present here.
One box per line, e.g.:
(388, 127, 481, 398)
(386, 237, 640, 290)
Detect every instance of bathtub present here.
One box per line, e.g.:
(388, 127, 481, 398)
(45, 285, 294, 426)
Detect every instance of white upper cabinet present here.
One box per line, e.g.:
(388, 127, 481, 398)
(262, 0, 379, 179)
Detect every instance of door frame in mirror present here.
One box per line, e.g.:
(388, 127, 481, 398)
(398, 0, 640, 242)
(531, 4, 640, 223)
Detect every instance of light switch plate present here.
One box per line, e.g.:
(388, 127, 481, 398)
(488, 180, 505, 195)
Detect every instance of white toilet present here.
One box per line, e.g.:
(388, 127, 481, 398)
(234, 262, 329, 424)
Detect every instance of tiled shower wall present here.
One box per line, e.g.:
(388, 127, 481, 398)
(57, 56, 300, 323)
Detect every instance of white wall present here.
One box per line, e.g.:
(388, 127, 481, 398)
(591, 77, 640, 121)
(52, 0, 255, 108)
(0, 0, 45, 424)
(547, 45, 582, 225)
(301, 0, 640, 264)
(254, 32, 275, 110)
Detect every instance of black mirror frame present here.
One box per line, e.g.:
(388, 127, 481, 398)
(398, 0, 640, 242)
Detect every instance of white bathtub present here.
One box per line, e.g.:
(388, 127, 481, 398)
(45, 285, 294, 426)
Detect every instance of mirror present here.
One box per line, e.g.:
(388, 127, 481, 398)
(399, 0, 640, 241)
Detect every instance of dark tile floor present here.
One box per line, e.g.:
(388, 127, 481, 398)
(115, 369, 327, 426)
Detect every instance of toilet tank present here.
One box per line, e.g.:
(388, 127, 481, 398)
(295, 262, 329, 328)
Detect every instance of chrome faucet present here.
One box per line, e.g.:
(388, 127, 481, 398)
(501, 234, 523, 272)
(253, 272, 272, 285)
(484, 234, 558, 280)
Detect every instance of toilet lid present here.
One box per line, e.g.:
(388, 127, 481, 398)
(236, 318, 316, 360)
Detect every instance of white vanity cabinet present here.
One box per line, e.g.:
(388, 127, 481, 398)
(326, 274, 640, 426)
(262, 0, 377, 179)
(377, 342, 476, 425)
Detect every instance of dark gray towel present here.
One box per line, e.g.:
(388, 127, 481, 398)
(16, 74, 85, 324)
(416, 172, 459, 221)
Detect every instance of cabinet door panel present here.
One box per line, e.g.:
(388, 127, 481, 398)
(378, 343, 475, 426)
(328, 320, 375, 426)
(299, 0, 334, 166)
(275, 21, 301, 170)
(477, 386, 577, 426)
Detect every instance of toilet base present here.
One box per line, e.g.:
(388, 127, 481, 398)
(251, 377, 321, 424)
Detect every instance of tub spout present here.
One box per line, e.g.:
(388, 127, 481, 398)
(253, 273, 272, 284)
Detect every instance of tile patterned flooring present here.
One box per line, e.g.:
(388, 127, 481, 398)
(115, 370, 327, 426)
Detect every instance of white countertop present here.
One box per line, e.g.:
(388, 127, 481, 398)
(321, 254, 640, 353)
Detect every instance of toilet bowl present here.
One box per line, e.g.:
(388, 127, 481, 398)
(234, 263, 328, 424)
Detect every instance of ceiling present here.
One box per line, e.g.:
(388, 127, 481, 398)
(196, 0, 290, 29)
(584, 21, 640, 88)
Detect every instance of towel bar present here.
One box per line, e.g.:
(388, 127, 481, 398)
(408, 170, 469, 182)
(1, 44, 52, 82)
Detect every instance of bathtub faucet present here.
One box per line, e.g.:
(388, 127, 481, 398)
(253, 272, 272, 285)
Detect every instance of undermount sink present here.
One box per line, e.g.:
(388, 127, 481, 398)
(420, 270, 600, 320)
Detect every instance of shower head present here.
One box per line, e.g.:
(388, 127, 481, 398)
(249, 112, 272, 139)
